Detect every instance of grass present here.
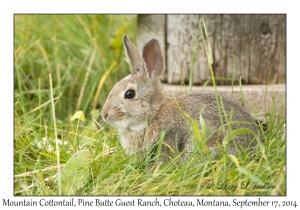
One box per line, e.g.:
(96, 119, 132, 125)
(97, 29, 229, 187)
(14, 14, 286, 196)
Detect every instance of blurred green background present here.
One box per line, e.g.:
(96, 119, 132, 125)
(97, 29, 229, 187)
(14, 15, 138, 194)
(15, 14, 137, 122)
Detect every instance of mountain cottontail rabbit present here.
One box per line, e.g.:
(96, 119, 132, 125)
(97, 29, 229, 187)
(101, 35, 261, 164)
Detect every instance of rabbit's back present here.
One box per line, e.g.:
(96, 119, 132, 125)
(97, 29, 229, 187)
(151, 90, 260, 161)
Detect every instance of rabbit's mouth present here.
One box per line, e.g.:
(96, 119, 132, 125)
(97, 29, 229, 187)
(108, 119, 146, 133)
(127, 122, 147, 132)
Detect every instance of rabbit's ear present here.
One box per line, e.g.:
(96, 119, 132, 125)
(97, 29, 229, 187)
(123, 35, 142, 72)
(142, 38, 164, 79)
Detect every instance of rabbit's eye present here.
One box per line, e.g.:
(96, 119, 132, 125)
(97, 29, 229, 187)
(124, 89, 135, 99)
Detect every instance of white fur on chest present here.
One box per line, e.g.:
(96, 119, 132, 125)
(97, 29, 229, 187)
(119, 133, 131, 154)
(118, 123, 146, 155)
(119, 131, 143, 156)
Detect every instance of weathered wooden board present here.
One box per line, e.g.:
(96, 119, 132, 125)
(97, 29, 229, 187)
(137, 15, 167, 82)
(138, 14, 286, 85)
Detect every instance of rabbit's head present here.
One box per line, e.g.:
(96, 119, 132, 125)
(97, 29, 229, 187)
(101, 35, 165, 132)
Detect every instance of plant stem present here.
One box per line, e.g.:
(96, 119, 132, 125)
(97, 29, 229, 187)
(49, 73, 61, 195)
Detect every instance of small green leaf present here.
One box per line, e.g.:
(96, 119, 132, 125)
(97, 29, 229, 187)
(70, 111, 85, 122)
(200, 19, 213, 65)
(154, 131, 166, 165)
(202, 79, 211, 89)
(239, 76, 245, 107)
(236, 167, 263, 183)
(109, 24, 131, 49)
(59, 150, 90, 195)
(223, 128, 255, 146)
(228, 154, 240, 168)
